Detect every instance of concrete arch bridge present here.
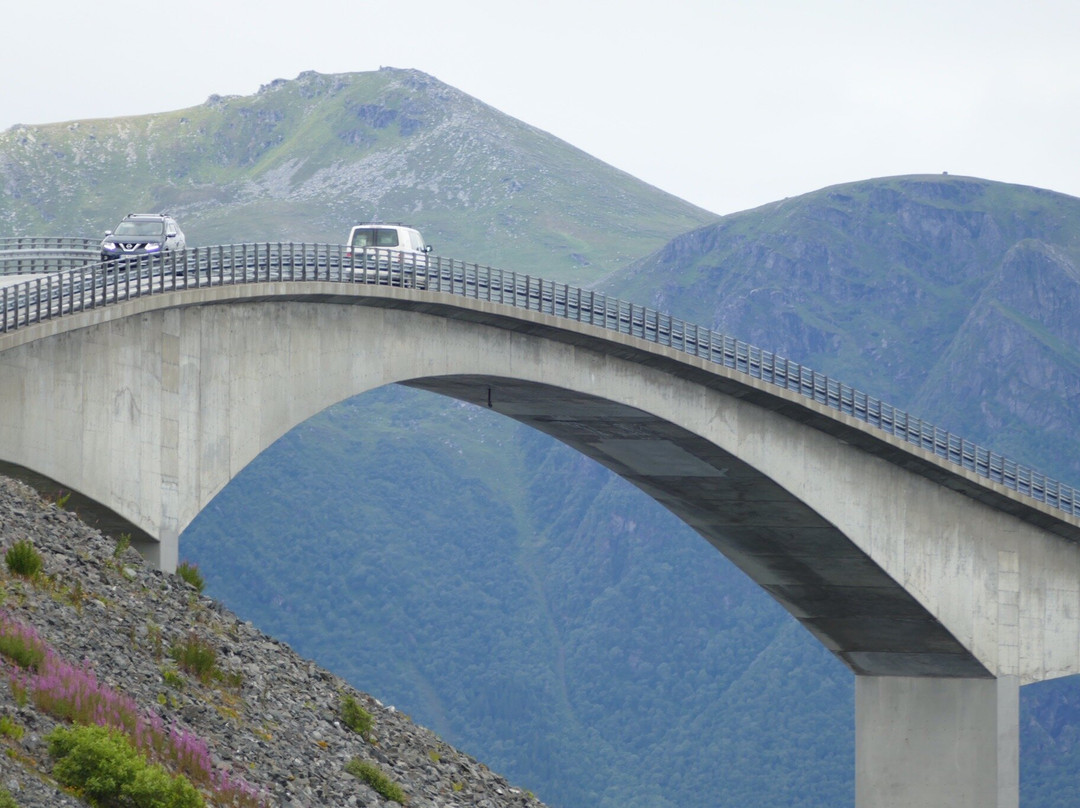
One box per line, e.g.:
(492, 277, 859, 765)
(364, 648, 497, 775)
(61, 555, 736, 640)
(2, 239, 1080, 808)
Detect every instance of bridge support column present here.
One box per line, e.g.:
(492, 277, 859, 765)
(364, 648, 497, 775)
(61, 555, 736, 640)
(855, 675, 1018, 808)
(132, 529, 178, 574)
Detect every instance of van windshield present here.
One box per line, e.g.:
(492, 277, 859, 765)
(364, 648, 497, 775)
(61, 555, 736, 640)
(351, 228, 399, 248)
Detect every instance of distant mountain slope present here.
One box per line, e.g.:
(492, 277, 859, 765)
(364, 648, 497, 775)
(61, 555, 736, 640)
(0, 68, 714, 282)
(602, 174, 1080, 482)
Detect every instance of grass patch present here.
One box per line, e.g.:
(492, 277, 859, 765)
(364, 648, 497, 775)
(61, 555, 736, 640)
(113, 533, 131, 558)
(161, 667, 185, 690)
(5, 540, 42, 578)
(0, 716, 22, 741)
(176, 561, 205, 593)
(345, 757, 407, 803)
(340, 694, 374, 739)
(66, 579, 86, 612)
(169, 633, 217, 683)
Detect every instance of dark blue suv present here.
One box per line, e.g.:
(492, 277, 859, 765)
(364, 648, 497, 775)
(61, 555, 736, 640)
(101, 213, 185, 262)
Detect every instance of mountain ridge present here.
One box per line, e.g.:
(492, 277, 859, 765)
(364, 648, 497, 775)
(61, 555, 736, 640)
(0, 68, 714, 281)
(602, 173, 1080, 482)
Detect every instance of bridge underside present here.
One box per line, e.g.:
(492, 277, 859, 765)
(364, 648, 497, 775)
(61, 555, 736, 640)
(404, 374, 991, 679)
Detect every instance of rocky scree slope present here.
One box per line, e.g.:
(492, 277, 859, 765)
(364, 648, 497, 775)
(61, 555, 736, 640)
(0, 474, 546, 808)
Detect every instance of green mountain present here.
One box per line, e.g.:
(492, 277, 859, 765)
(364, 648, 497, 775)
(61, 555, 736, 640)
(0, 67, 713, 281)
(599, 173, 1080, 804)
(600, 175, 1080, 481)
(4, 70, 1080, 808)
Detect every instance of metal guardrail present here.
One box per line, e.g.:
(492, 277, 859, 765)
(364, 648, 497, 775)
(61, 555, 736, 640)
(0, 237, 101, 275)
(0, 251, 100, 275)
(0, 237, 100, 251)
(0, 240, 1076, 518)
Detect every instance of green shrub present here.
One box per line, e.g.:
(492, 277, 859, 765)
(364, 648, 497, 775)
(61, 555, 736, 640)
(5, 540, 42, 578)
(345, 757, 407, 804)
(0, 622, 46, 671)
(47, 724, 205, 808)
(113, 533, 132, 558)
(0, 787, 16, 808)
(169, 633, 217, 683)
(176, 561, 205, 593)
(340, 694, 374, 739)
(0, 715, 23, 741)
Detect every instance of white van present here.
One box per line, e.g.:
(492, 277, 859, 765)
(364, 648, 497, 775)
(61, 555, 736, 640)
(344, 224, 431, 262)
(343, 224, 432, 287)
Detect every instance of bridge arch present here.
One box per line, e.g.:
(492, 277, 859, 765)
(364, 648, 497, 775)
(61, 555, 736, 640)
(1, 281, 1078, 684)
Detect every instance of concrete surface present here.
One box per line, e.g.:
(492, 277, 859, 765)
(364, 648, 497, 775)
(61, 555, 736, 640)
(856, 675, 1018, 808)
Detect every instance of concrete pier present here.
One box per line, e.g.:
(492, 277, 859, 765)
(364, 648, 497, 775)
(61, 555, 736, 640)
(856, 676, 1018, 808)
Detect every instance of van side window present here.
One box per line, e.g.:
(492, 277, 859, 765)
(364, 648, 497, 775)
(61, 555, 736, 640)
(375, 229, 399, 247)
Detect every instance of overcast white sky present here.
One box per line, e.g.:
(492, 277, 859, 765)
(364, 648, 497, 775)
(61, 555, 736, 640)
(3, 0, 1079, 216)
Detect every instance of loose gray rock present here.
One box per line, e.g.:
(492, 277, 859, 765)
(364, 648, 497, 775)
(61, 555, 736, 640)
(0, 475, 548, 808)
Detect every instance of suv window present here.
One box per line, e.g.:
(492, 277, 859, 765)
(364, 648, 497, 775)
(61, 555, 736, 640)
(114, 220, 166, 238)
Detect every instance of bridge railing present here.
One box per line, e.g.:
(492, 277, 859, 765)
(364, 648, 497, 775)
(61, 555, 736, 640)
(0, 237, 101, 274)
(0, 237, 100, 252)
(0, 241, 1076, 518)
